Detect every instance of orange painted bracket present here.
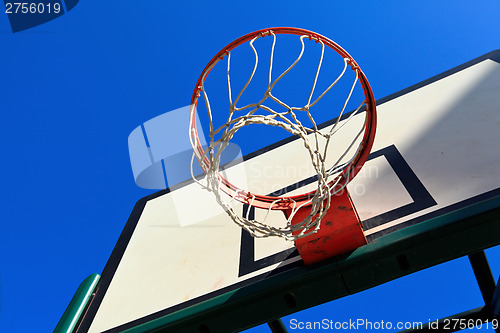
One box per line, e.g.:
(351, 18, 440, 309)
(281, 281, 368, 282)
(284, 189, 367, 266)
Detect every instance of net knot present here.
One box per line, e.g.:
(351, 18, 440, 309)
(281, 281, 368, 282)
(346, 58, 359, 71)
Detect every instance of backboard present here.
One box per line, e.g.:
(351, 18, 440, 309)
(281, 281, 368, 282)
(77, 50, 500, 332)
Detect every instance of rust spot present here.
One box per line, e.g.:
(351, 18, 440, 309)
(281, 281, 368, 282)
(311, 250, 328, 256)
(308, 238, 320, 245)
(325, 221, 333, 226)
(337, 205, 353, 211)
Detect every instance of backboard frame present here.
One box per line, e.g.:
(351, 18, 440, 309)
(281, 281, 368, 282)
(75, 49, 500, 333)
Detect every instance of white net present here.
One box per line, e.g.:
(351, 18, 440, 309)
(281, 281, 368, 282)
(190, 30, 371, 241)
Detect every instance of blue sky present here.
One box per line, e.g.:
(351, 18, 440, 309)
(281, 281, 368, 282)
(0, 1, 499, 332)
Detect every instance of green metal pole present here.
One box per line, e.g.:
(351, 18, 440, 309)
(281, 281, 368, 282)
(54, 274, 100, 333)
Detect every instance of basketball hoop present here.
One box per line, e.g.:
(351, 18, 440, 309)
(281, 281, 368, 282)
(189, 27, 376, 252)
